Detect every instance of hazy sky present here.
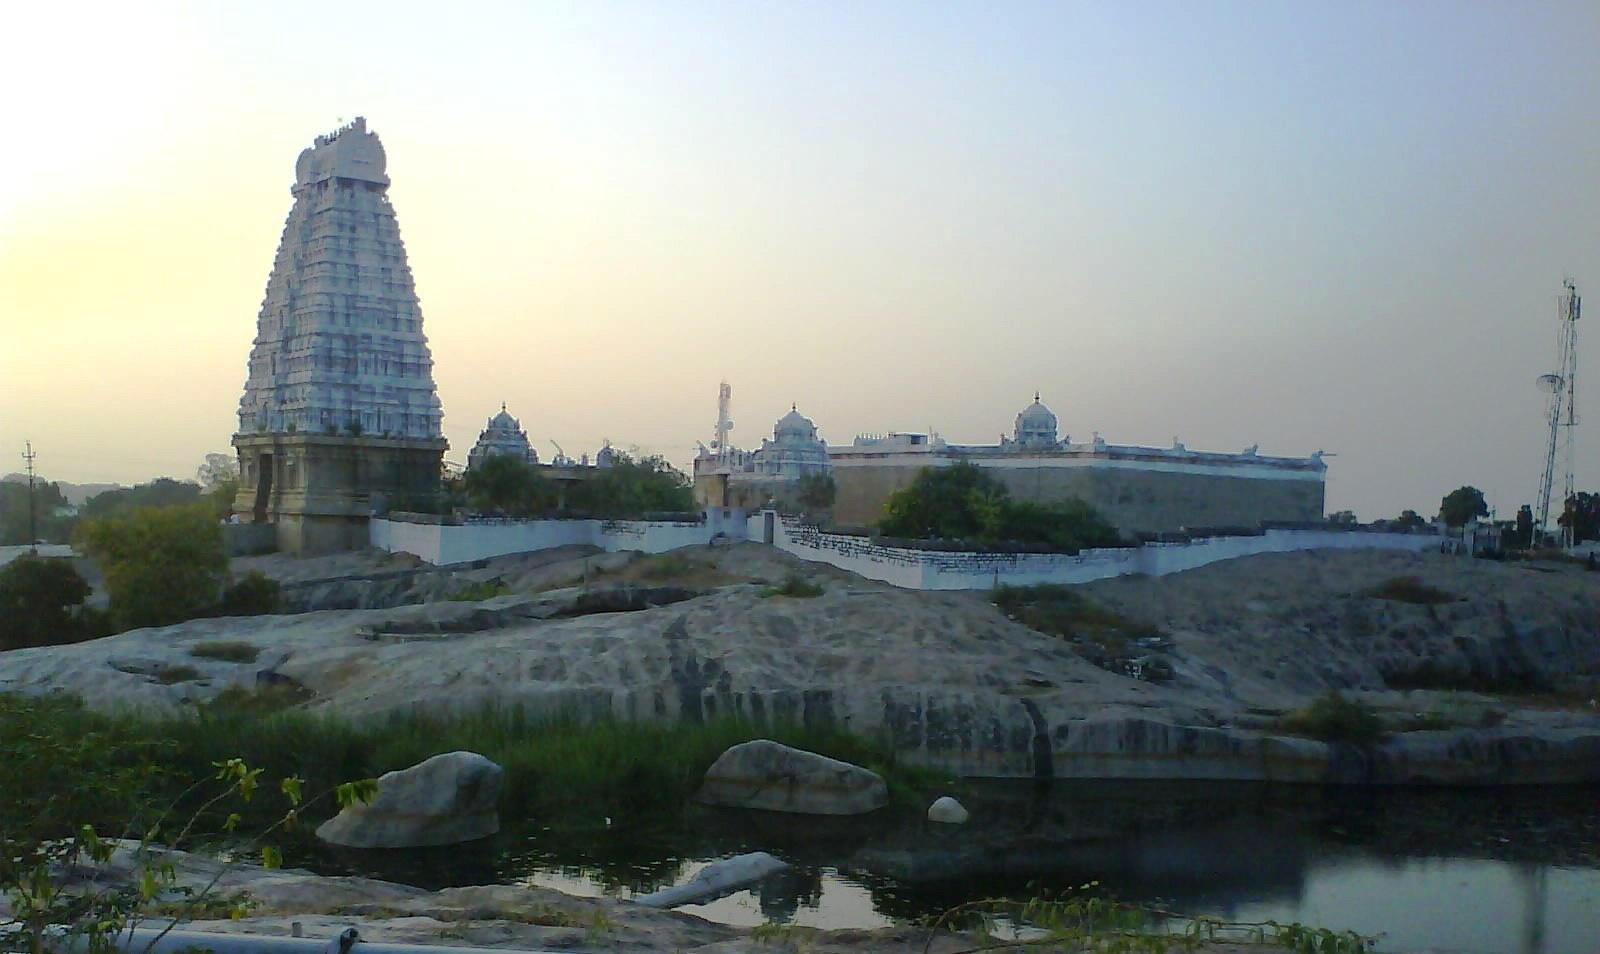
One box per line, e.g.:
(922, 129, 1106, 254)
(3, 1, 1597, 520)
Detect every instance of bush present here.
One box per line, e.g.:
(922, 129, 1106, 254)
(1278, 691, 1384, 745)
(216, 571, 282, 616)
(1368, 575, 1453, 605)
(762, 576, 825, 598)
(447, 580, 508, 601)
(76, 503, 227, 631)
(0, 555, 93, 649)
(158, 664, 201, 684)
(189, 641, 261, 663)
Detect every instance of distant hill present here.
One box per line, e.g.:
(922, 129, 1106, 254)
(1, 473, 125, 506)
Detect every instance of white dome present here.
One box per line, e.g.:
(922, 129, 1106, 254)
(1013, 393, 1058, 445)
(775, 406, 817, 441)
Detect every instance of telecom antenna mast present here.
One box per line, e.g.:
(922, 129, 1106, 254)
(1534, 280, 1581, 548)
(713, 381, 734, 468)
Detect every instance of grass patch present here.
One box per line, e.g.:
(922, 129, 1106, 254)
(447, 580, 508, 601)
(188, 641, 261, 664)
(2, 694, 948, 838)
(639, 555, 693, 582)
(157, 664, 201, 685)
(1367, 575, 1453, 605)
(761, 576, 825, 598)
(992, 583, 1170, 681)
(1277, 691, 1384, 745)
(203, 681, 314, 715)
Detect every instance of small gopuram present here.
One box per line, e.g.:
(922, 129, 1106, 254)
(233, 118, 447, 554)
(466, 405, 539, 470)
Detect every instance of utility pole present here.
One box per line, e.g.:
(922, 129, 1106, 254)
(21, 441, 37, 554)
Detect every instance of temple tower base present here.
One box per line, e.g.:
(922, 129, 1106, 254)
(232, 434, 447, 555)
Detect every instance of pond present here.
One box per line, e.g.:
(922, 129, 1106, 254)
(286, 781, 1600, 954)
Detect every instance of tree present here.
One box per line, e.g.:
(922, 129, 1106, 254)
(1394, 509, 1427, 531)
(0, 479, 77, 545)
(0, 556, 92, 650)
(1438, 486, 1488, 527)
(463, 454, 556, 516)
(75, 504, 227, 631)
(1327, 510, 1358, 525)
(795, 472, 837, 513)
(80, 478, 202, 521)
(569, 452, 695, 518)
(879, 462, 1120, 553)
(879, 462, 998, 540)
(1559, 492, 1600, 545)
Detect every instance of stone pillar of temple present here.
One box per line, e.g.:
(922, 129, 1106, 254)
(232, 118, 447, 554)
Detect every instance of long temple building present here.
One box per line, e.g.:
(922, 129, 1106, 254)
(696, 390, 1327, 534)
(233, 118, 447, 553)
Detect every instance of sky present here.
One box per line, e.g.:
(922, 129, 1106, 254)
(2, 1, 1597, 520)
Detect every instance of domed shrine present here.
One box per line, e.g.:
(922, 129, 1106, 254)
(467, 404, 539, 470)
(1005, 392, 1060, 448)
(752, 406, 830, 477)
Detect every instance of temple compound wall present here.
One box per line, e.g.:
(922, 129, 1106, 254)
(829, 451, 1325, 534)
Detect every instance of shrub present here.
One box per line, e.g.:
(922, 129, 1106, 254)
(1278, 691, 1385, 745)
(216, 571, 282, 616)
(189, 641, 261, 663)
(1368, 575, 1453, 605)
(447, 579, 508, 601)
(76, 503, 227, 631)
(158, 664, 202, 684)
(0, 554, 93, 649)
(640, 555, 692, 581)
(762, 576, 824, 598)
(205, 681, 314, 715)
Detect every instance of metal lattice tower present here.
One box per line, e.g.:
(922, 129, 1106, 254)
(1534, 280, 1581, 547)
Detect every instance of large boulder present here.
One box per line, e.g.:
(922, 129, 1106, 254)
(696, 739, 887, 815)
(316, 751, 503, 848)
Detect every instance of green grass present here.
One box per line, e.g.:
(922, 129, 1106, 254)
(1, 694, 947, 836)
(992, 583, 1170, 681)
(188, 641, 261, 664)
(761, 576, 825, 598)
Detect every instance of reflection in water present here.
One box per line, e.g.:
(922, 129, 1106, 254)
(285, 782, 1600, 954)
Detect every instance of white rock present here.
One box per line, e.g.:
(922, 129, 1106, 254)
(696, 739, 887, 815)
(633, 851, 790, 908)
(927, 795, 969, 824)
(315, 751, 502, 848)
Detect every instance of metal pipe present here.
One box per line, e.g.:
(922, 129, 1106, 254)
(9, 926, 569, 954)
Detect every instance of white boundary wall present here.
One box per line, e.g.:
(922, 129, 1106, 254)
(762, 515, 1443, 590)
(371, 516, 718, 565)
(373, 509, 1442, 585)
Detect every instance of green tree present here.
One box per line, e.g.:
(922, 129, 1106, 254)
(1438, 486, 1488, 527)
(75, 504, 226, 631)
(80, 478, 203, 521)
(879, 462, 1119, 552)
(1559, 492, 1600, 545)
(1394, 509, 1427, 530)
(795, 472, 837, 512)
(0, 480, 76, 545)
(879, 462, 998, 540)
(0, 556, 92, 650)
(570, 452, 695, 518)
(463, 454, 556, 516)
(1327, 510, 1358, 525)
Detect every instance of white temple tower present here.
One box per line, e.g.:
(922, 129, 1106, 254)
(233, 118, 448, 554)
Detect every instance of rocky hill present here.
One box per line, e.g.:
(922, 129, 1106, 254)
(2, 544, 1596, 784)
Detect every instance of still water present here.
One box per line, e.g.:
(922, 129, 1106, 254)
(293, 782, 1600, 954)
